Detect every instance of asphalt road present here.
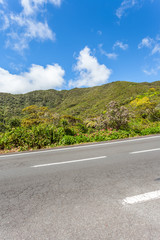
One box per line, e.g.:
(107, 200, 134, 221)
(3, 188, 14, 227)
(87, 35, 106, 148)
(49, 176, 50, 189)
(0, 135, 160, 240)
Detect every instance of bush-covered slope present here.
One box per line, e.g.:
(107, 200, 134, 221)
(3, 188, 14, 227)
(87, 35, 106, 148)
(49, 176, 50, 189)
(1, 81, 160, 152)
(1, 81, 160, 119)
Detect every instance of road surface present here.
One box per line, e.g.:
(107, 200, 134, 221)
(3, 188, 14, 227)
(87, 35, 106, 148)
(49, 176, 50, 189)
(0, 135, 160, 240)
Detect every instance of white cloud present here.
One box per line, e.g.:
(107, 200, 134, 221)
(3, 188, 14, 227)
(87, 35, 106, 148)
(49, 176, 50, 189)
(116, 0, 138, 19)
(143, 68, 157, 75)
(105, 53, 118, 60)
(6, 14, 55, 51)
(99, 44, 118, 60)
(21, 0, 34, 15)
(138, 36, 160, 55)
(0, 64, 65, 93)
(21, 0, 62, 16)
(113, 41, 128, 50)
(49, 0, 62, 7)
(25, 20, 54, 40)
(139, 36, 160, 75)
(138, 37, 153, 49)
(143, 65, 160, 76)
(152, 44, 160, 55)
(0, 10, 9, 30)
(0, 0, 61, 51)
(10, 14, 54, 40)
(69, 47, 112, 88)
(0, 0, 4, 4)
(116, 0, 154, 19)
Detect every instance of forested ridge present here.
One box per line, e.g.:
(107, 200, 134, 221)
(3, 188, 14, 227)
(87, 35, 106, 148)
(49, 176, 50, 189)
(1, 81, 160, 120)
(1, 81, 160, 152)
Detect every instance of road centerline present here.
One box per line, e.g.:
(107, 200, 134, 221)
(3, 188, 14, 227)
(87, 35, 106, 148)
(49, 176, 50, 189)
(122, 190, 160, 205)
(130, 148, 160, 154)
(31, 156, 107, 168)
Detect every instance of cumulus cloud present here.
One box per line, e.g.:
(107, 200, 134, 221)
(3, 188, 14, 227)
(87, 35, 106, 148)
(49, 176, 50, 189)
(99, 44, 118, 60)
(69, 47, 112, 88)
(0, 64, 65, 94)
(113, 41, 128, 50)
(0, 0, 62, 51)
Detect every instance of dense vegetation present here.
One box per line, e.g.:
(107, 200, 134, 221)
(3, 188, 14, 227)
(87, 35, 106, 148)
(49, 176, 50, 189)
(0, 81, 160, 152)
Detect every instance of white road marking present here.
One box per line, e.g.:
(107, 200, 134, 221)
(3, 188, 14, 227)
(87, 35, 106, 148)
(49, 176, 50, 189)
(0, 135, 160, 158)
(31, 156, 107, 168)
(122, 190, 160, 205)
(130, 148, 160, 154)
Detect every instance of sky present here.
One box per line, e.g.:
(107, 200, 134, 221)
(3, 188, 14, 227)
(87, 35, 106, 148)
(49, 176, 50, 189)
(0, 0, 160, 94)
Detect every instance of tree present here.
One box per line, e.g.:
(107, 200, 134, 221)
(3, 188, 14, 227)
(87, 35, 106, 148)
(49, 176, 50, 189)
(106, 101, 129, 130)
(130, 97, 157, 119)
(22, 105, 53, 127)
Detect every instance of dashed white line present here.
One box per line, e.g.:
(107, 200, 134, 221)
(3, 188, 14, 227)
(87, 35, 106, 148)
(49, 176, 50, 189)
(122, 190, 160, 205)
(31, 156, 107, 168)
(130, 148, 160, 154)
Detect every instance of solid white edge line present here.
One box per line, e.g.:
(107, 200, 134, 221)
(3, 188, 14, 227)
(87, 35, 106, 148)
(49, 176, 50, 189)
(0, 135, 160, 158)
(122, 190, 160, 205)
(130, 148, 160, 154)
(31, 156, 107, 168)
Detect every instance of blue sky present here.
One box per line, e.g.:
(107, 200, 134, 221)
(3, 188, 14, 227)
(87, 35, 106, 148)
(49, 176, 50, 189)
(0, 0, 160, 93)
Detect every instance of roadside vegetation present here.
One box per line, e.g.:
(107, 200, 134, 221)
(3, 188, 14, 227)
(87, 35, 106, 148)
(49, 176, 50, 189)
(0, 84, 160, 153)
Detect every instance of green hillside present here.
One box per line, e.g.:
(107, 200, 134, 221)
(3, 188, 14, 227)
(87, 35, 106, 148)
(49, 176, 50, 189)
(1, 80, 160, 152)
(1, 81, 160, 120)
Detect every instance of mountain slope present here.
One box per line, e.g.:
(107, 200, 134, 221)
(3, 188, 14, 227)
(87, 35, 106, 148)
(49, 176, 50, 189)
(0, 81, 160, 119)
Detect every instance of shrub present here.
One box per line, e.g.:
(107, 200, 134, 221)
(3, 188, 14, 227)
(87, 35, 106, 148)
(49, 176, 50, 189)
(76, 123, 88, 133)
(141, 127, 160, 135)
(75, 134, 90, 143)
(60, 135, 76, 145)
(64, 127, 75, 136)
(59, 118, 69, 127)
(0, 122, 6, 133)
(9, 118, 21, 128)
